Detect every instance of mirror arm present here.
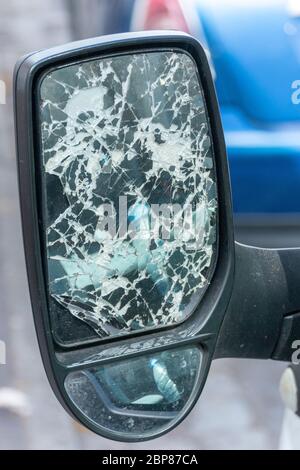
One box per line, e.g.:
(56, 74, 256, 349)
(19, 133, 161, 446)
(214, 242, 300, 361)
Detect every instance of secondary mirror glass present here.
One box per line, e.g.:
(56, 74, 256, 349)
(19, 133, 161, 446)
(65, 345, 202, 439)
(38, 50, 218, 345)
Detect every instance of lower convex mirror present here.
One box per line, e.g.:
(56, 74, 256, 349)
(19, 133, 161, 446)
(14, 31, 233, 441)
(65, 346, 201, 439)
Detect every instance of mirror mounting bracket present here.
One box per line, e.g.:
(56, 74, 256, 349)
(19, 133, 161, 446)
(215, 241, 300, 361)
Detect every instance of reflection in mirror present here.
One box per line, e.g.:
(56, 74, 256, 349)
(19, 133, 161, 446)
(65, 346, 201, 438)
(39, 50, 218, 344)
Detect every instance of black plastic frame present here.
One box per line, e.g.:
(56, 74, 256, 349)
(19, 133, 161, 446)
(14, 31, 234, 442)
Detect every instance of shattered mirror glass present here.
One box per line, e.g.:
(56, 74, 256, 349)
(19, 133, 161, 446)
(38, 50, 218, 345)
(65, 345, 201, 438)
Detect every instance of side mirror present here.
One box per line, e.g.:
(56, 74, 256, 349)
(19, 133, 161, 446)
(14, 31, 300, 442)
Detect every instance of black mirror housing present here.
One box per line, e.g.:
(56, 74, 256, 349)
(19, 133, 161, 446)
(14, 31, 234, 441)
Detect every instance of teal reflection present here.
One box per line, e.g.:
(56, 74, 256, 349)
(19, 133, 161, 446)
(65, 346, 201, 437)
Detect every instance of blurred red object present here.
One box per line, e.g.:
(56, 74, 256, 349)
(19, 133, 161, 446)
(134, 0, 189, 32)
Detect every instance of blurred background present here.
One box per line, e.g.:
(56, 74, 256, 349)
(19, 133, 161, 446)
(1, 0, 299, 449)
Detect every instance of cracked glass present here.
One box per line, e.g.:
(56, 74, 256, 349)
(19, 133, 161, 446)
(38, 50, 218, 345)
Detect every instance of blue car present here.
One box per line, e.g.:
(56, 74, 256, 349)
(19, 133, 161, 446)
(68, 0, 300, 246)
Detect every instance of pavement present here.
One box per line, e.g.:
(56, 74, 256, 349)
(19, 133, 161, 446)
(0, 0, 286, 450)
